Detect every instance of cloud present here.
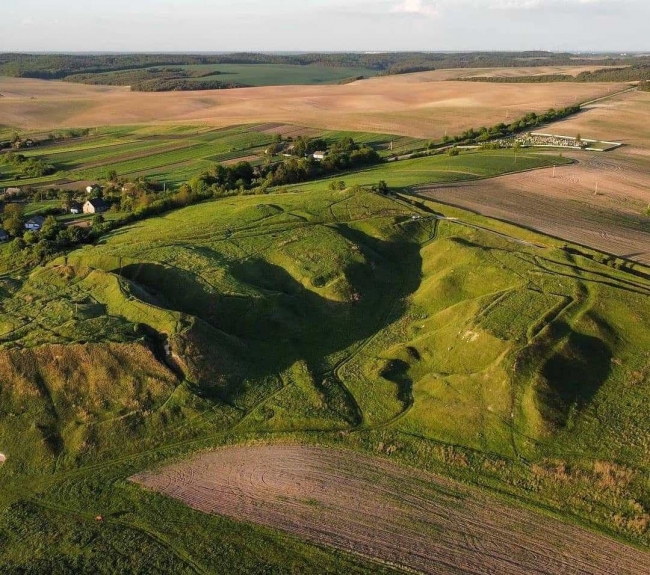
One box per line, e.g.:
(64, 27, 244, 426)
(392, 0, 439, 17)
(391, 0, 621, 15)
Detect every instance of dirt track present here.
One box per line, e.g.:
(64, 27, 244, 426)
(0, 75, 624, 139)
(131, 445, 650, 574)
(418, 153, 650, 265)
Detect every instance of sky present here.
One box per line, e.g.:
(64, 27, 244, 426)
(1, 0, 648, 53)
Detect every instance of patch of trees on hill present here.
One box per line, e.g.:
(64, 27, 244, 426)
(65, 67, 249, 92)
(0, 152, 56, 178)
(188, 137, 381, 194)
(460, 65, 650, 84)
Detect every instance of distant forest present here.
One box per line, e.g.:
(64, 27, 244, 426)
(2, 52, 650, 91)
(460, 64, 650, 84)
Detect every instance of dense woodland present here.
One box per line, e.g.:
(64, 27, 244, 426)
(2, 52, 650, 91)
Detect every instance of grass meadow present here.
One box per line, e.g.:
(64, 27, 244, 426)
(1, 111, 649, 572)
(1, 182, 649, 571)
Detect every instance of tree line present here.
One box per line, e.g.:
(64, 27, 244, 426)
(3, 52, 649, 82)
(460, 64, 650, 84)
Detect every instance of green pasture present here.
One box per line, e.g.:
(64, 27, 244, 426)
(104, 62, 379, 87)
(286, 150, 570, 192)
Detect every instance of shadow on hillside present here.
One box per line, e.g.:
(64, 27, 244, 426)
(536, 325, 612, 429)
(117, 224, 423, 422)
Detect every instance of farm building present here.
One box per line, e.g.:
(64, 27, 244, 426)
(69, 201, 82, 214)
(312, 151, 327, 161)
(2, 187, 21, 198)
(0, 453, 5, 464)
(0, 229, 9, 242)
(83, 198, 109, 214)
(25, 215, 45, 231)
(86, 184, 101, 194)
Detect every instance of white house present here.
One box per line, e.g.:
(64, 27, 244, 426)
(86, 184, 101, 194)
(312, 151, 327, 161)
(25, 215, 46, 231)
(83, 198, 109, 214)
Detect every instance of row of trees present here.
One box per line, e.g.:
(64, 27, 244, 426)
(461, 65, 650, 84)
(442, 106, 582, 146)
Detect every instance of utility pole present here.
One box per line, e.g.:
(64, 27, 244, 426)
(552, 165, 556, 178)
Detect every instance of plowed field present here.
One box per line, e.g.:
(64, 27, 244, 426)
(418, 153, 650, 265)
(132, 445, 650, 574)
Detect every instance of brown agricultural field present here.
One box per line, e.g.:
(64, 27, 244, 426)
(419, 89, 650, 264)
(0, 74, 627, 139)
(551, 89, 650, 153)
(437, 65, 625, 81)
(132, 445, 650, 575)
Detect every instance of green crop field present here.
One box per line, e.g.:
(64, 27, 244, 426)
(1, 124, 429, 191)
(119, 63, 380, 87)
(286, 149, 569, 192)
(1, 175, 649, 571)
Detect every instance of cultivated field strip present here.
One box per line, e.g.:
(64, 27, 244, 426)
(132, 445, 650, 575)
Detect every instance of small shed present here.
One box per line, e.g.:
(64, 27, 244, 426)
(86, 184, 101, 194)
(69, 201, 82, 215)
(0, 453, 5, 464)
(312, 151, 327, 161)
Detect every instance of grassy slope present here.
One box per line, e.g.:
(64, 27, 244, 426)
(1, 183, 649, 571)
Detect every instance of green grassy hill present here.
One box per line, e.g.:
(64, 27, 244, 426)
(1, 184, 649, 570)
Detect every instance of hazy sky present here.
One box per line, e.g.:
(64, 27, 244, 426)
(1, 0, 647, 52)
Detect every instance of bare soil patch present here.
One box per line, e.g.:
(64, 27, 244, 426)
(131, 445, 650, 575)
(0, 76, 625, 139)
